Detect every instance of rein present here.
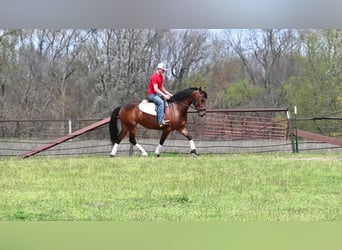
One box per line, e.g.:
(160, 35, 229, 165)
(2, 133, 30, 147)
(169, 88, 207, 113)
(171, 99, 206, 113)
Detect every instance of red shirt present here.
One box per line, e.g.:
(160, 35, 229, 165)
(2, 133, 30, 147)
(147, 72, 163, 95)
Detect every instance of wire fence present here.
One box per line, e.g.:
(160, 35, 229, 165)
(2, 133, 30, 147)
(0, 110, 341, 157)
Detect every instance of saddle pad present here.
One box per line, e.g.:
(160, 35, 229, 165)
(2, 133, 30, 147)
(138, 100, 157, 116)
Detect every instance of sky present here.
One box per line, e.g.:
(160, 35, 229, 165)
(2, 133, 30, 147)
(1, 0, 342, 29)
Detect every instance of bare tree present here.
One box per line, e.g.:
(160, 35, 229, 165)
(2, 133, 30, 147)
(225, 29, 298, 107)
(166, 29, 210, 90)
(84, 29, 169, 117)
(0, 30, 21, 119)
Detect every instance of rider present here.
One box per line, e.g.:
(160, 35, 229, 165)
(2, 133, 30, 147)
(147, 63, 173, 127)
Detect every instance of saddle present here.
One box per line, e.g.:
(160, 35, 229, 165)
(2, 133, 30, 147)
(138, 100, 157, 116)
(138, 99, 168, 116)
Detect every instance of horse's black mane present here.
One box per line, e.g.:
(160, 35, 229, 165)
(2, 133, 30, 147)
(169, 87, 206, 103)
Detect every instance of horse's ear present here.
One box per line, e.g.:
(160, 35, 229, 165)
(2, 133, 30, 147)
(199, 87, 201, 91)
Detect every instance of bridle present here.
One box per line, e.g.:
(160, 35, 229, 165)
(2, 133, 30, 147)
(171, 96, 206, 114)
(191, 98, 206, 113)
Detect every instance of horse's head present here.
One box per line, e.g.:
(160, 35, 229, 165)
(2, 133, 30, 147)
(170, 87, 207, 116)
(192, 87, 207, 117)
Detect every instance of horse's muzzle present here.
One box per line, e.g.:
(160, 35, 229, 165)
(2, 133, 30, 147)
(198, 109, 206, 117)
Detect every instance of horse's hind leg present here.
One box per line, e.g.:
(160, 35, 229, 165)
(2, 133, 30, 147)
(110, 126, 128, 157)
(128, 126, 148, 156)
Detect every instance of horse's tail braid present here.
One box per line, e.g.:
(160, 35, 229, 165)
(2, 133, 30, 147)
(109, 106, 121, 145)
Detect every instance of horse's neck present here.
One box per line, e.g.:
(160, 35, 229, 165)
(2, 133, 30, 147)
(172, 96, 193, 113)
(182, 95, 194, 107)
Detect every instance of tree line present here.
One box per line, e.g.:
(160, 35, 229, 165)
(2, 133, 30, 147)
(0, 29, 341, 123)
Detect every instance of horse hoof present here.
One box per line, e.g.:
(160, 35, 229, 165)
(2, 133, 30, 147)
(190, 150, 199, 157)
(109, 154, 115, 157)
(156, 154, 160, 157)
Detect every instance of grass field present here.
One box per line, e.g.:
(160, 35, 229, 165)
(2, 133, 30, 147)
(0, 152, 341, 221)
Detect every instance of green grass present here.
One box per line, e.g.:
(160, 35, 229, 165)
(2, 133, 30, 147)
(0, 153, 341, 221)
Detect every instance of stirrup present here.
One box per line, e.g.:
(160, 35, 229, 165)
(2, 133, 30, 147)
(159, 119, 170, 127)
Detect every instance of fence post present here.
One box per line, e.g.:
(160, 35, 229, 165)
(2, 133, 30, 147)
(194, 116, 198, 138)
(14, 121, 20, 137)
(129, 143, 133, 156)
(68, 119, 72, 135)
(287, 111, 296, 153)
(68, 119, 72, 142)
(294, 106, 299, 153)
(284, 122, 288, 140)
(243, 117, 247, 139)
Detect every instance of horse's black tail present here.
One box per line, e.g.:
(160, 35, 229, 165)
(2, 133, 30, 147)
(109, 106, 121, 145)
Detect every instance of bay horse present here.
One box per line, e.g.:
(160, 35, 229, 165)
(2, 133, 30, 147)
(109, 87, 207, 157)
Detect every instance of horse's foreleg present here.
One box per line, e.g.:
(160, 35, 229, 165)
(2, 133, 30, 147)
(179, 128, 198, 156)
(135, 143, 148, 156)
(155, 144, 163, 157)
(187, 135, 198, 156)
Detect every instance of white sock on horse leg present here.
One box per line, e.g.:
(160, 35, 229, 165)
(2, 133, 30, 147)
(189, 140, 196, 150)
(155, 144, 163, 155)
(136, 143, 148, 156)
(110, 143, 119, 156)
